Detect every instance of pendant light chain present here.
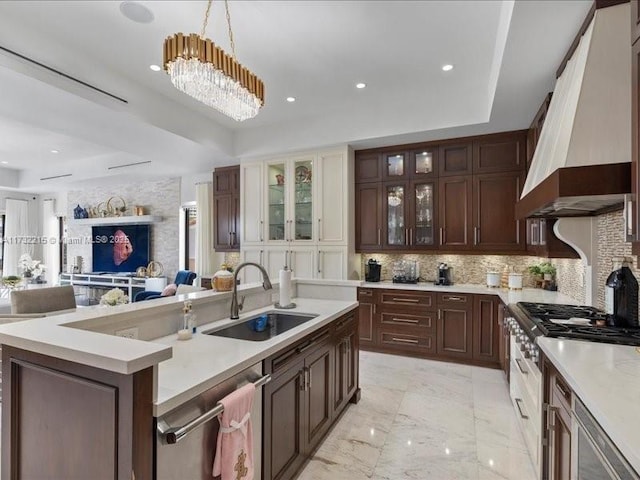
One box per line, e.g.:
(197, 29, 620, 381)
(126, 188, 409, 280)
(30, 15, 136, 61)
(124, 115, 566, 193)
(224, 0, 236, 59)
(200, 0, 213, 39)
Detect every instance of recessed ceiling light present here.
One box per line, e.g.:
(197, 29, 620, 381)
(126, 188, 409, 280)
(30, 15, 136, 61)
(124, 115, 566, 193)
(356, 83, 366, 89)
(442, 64, 454, 72)
(1, 161, 8, 164)
(286, 97, 296, 103)
(50, 149, 59, 154)
(119, 1, 154, 24)
(149, 64, 161, 72)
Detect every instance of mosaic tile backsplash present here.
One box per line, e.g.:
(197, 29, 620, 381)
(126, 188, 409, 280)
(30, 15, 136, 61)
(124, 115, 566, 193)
(360, 253, 548, 288)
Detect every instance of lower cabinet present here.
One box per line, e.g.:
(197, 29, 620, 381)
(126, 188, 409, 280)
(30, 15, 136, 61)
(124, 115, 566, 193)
(498, 301, 510, 381)
(263, 310, 360, 480)
(358, 287, 501, 368)
(543, 357, 573, 480)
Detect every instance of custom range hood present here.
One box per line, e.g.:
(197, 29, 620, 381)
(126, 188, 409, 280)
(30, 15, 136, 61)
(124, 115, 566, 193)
(515, 2, 631, 219)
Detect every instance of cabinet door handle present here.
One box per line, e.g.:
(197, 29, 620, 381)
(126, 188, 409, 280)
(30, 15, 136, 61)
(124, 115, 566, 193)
(392, 337, 419, 344)
(229, 232, 232, 247)
(259, 250, 263, 265)
(317, 251, 322, 274)
(515, 398, 529, 420)
(392, 297, 419, 303)
(405, 228, 409, 245)
(260, 220, 264, 242)
(474, 226, 479, 245)
(306, 366, 312, 390)
(409, 228, 413, 246)
(555, 380, 569, 398)
(438, 309, 441, 320)
(439, 227, 444, 245)
(515, 358, 528, 375)
(289, 251, 294, 270)
(391, 317, 419, 324)
(378, 228, 381, 246)
(299, 369, 306, 391)
(318, 218, 321, 241)
(373, 303, 376, 314)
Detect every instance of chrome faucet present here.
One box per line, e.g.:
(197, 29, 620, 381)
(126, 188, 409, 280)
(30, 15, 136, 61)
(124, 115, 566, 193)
(230, 262, 273, 319)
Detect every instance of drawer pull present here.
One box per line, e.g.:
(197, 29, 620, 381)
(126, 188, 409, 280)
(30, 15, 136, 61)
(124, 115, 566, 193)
(445, 296, 463, 301)
(359, 290, 373, 296)
(515, 358, 528, 375)
(391, 337, 419, 344)
(515, 398, 529, 420)
(391, 317, 419, 324)
(392, 298, 420, 303)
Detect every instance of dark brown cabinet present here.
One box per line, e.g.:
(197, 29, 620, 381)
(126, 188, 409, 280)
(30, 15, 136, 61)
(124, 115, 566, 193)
(543, 357, 573, 480)
(473, 171, 526, 252)
(436, 293, 473, 360)
(438, 175, 473, 250)
(357, 288, 376, 347)
(472, 295, 500, 365)
(359, 288, 501, 368)
(355, 130, 530, 254)
(526, 92, 552, 171)
(473, 132, 526, 174)
(213, 166, 240, 251)
(439, 142, 472, 176)
(355, 183, 383, 251)
(526, 218, 579, 258)
(263, 311, 359, 480)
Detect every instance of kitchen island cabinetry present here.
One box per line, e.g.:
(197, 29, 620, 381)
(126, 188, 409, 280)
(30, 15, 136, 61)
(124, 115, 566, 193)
(263, 310, 360, 480)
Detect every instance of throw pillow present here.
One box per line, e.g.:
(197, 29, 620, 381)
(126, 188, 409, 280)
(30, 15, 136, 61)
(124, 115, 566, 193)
(161, 283, 177, 296)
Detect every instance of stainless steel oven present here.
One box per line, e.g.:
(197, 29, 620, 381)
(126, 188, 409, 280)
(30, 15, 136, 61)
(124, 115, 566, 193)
(572, 397, 639, 480)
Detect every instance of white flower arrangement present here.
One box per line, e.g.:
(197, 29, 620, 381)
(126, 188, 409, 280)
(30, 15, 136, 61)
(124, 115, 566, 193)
(100, 288, 129, 306)
(18, 253, 45, 278)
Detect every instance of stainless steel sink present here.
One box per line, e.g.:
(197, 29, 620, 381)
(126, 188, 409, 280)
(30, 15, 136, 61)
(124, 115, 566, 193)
(206, 311, 318, 341)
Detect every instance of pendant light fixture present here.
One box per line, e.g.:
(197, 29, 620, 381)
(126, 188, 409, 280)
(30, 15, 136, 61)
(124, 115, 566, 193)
(163, 0, 264, 121)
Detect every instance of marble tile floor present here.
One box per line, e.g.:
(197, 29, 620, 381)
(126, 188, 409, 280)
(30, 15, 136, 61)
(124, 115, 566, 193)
(298, 351, 537, 480)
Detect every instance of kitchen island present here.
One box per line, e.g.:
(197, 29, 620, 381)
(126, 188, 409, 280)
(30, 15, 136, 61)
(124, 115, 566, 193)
(0, 281, 358, 480)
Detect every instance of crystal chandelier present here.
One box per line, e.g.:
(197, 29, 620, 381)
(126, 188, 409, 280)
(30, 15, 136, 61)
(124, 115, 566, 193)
(163, 0, 264, 121)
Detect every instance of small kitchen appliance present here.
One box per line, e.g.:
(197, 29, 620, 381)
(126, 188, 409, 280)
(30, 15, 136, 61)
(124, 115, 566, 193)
(365, 259, 381, 282)
(605, 259, 639, 328)
(435, 263, 452, 286)
(392, 260, 419, 284)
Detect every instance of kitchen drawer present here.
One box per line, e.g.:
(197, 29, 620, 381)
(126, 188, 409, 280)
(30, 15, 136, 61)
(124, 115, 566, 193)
(437, 292, 472, 308)
(379, 290, 434, 308)
(378, 326, 435, 354)
(358, 288, 377, 302)
(334, 313, 356, 335)
(266, 326, 332, 376)
(379, 311, 435, 332)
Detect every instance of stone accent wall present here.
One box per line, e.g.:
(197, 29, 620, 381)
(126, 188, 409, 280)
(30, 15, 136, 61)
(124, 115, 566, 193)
(67, 178, 180, 281)
(360, 253, 548, 287)
(550, 258, 586, 304)
(595, 211, 638, 310)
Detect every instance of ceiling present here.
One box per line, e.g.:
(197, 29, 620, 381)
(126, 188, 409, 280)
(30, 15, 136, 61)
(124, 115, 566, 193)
(0, 0, 593, 192)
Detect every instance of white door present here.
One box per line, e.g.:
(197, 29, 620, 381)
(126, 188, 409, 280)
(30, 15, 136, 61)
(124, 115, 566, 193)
(289, 247, 316, 279)
(240, 248, 264, 284)
(241, 162, 264, 245)
(317, 247, 347, 280)
(317, 150, 347, 245)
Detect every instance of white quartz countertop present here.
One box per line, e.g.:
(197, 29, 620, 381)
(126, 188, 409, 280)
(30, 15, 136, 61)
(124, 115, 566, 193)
(359, 282, 579, 305)
(538, 338, 640, 473)
(153, 298, 358, 417)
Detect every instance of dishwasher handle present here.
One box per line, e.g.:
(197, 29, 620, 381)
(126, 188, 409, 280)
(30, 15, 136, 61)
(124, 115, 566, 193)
(158, 373, 271, 445)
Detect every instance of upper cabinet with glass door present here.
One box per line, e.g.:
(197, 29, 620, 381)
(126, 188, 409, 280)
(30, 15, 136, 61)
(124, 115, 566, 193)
(265, 157, 315, 244)
(410, 148, 438, 179)
(267, 162, 287, 242)
(292, 158, 314, 242)
(382, 152, 410, 180)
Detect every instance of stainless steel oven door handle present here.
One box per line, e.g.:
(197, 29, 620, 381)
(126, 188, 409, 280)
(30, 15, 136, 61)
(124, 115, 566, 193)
(515, 358, 528, 375)
(514, 398, 529, 420)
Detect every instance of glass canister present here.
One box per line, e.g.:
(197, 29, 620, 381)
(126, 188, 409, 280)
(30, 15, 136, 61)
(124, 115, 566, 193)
(213, 266, 234, 292)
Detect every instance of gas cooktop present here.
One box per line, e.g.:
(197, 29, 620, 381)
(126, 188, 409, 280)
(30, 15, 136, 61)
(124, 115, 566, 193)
(516, 302, 640, 346)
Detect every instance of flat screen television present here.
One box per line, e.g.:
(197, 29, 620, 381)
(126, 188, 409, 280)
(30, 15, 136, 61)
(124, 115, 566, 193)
(91, 225, 150, 273)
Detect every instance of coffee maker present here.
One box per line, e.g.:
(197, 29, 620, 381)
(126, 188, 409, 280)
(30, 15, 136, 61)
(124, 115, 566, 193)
(435, 263, 453, 286)
(605, 260, 638, 328)
(365, 259, 381, 282)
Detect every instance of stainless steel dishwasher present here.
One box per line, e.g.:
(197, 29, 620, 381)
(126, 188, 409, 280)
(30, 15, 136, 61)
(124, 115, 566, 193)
(155, 363, 268, 480)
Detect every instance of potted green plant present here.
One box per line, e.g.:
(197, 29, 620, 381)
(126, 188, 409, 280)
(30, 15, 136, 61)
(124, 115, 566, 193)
(539, 262, 557, 281)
